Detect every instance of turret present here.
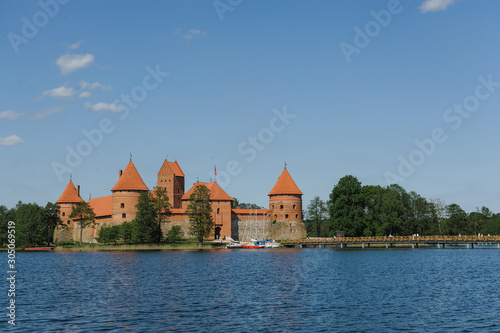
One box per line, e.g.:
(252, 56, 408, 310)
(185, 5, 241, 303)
(56, 180, 84, 225)
(111, 160, 149, 223)
(268, 167, 303, 221)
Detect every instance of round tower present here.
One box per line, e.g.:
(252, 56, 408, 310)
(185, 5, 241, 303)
(268, 167, 303, 221)
(56, 179, 84, 225)
(111, 160, 149, 223)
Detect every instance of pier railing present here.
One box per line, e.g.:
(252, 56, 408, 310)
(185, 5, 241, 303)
(281, 235, 500, 244)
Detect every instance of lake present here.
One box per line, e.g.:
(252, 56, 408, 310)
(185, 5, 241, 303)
(4, 248, 500, 332)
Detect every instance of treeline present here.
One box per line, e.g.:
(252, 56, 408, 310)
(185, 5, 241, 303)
(0, 202, 60, 248)
(304, 175, 500, 237)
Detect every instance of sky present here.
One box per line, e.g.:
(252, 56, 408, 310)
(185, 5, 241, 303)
(1, 0, 500, 213)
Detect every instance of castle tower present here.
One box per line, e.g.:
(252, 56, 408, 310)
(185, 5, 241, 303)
(111, 160, 149, 223)
(56, 180, 84, 225)
(268, 167, 303, 221)
(157, 158, 185, 209)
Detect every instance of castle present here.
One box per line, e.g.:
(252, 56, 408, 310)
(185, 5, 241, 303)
(54, 158, 307, 243)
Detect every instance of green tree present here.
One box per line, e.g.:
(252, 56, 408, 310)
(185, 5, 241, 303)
(0, 205, 15, 246)
(16, 202, 46, 247)
(120, 221, 134, 244)
(43, 202, 62, 246)
(132, 192, 161, 244)
(98, 224, 120, 244)
(150, 187, 172, 241)
(328, 175, 365, 237)
(166, 225, 184, 243)
(362, 185, 385, 236)
(186, 185, 213, 246)
(232, 198, 264, 209)
(69, 201, 96, 245)
(305, 196, 328, 237)
(444, 203, 468, 235)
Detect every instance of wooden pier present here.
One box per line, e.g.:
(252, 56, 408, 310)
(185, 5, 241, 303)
(280, 235, 500, 249)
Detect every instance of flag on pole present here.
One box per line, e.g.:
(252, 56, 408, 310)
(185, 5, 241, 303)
(214, 165, 217, 177)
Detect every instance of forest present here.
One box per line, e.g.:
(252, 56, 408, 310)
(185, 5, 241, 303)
(304, 175, 500, 237)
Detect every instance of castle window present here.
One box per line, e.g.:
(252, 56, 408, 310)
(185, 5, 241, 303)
(217, 208, 220, 214)
(121, 203, 125, 208)
(296, 214, 298, 218)
(280, 205, 284, 209)
(62, 212, 65, 217)
(285, 214, 289, 219)
(272, 205, 274, 209)
(122, 213, 126, 218)
(274, 214, 277, 218)
(67, 220, 70, 224)
(293, 205, 296, 209)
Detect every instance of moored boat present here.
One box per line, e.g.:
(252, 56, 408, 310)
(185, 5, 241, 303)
(24, 247, 53, 251)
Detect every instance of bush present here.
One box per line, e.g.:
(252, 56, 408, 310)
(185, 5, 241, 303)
(166, 225, 183, 243)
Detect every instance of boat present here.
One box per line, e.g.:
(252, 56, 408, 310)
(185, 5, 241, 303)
(24, 247, 53, 251)
(265, 241, 280, 248)
(241, 241, 266, 249)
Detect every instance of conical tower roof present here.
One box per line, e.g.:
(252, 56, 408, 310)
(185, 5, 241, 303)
(111, 161, 149, 192)
(56, 180, 84, 203)
(268, 168, 303, 196)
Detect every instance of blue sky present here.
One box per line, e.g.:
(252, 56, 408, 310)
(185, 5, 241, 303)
(1, 0, 500, 213)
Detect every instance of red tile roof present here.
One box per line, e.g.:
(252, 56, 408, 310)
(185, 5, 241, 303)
(268, 168, 303, 196)
(182, 182, 234, 201)
(159, 159, 184, 177)
(111, 161, 149, 192)
(88, 195, 112, 217)
(56, 180, 84, 203)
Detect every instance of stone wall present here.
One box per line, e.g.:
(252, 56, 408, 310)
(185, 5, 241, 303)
(232, 219, 307, 242)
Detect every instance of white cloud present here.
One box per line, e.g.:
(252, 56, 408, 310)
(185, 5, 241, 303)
(77, 81, 110, 90)
(84, 102, 126, 112)
(0, 110, 24, 120)
(68, 41, 84, 50)
(40, 84, 76, 99)
(28, 106, 64, 120)
(184, 28, 207, 41)
(56, 53, 95, 75)
(0, 135, 25, 146)
(420, 0, 459, 13)
(79, 91, 91, 98)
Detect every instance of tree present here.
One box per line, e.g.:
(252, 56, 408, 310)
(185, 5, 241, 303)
(166, 225, 184, 243)
(0, 205, 14, 246)
(328, 175, 365, 236)
(444, 203, 468, 235)
(69, 201, 96, 245)
(132, 192, 161, 244)
(150, 187, 172, 241)
(305, 196, 328, 237)
(98, 224, 120, 244)
(43, 202, 62, 246)
(120, 221, 134, 244)
(186, 185, 213, 246)
(429, 198, 446, 234)
(16, 202, 46, 247)
(232, 198, 264, 209)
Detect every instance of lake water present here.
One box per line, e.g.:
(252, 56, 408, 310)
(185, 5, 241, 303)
(5, 248, 500, 332)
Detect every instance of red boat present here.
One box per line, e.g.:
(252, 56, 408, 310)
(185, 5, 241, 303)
(241, 242, 266, 249)
(24, 247, 53, 251)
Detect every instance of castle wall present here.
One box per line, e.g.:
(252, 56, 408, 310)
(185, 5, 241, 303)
(232, 219, 307, 242)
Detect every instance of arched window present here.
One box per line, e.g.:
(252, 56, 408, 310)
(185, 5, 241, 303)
(285, 214, 289, 219)
(62, 212, 65, 217)
(217, 208, 220, 214)
(280, 205, 284, 209)
(120, 203, 125, 208)
(296, 214, 299, 218)
(122, 213, 126, 218)
(67, 220, 70, 224)
(293, 205, 296, 209)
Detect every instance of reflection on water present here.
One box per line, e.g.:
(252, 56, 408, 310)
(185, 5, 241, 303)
(6, 248, 500, 332)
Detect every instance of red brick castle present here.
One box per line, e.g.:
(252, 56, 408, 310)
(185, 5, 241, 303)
(55, 158, 306, 243)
